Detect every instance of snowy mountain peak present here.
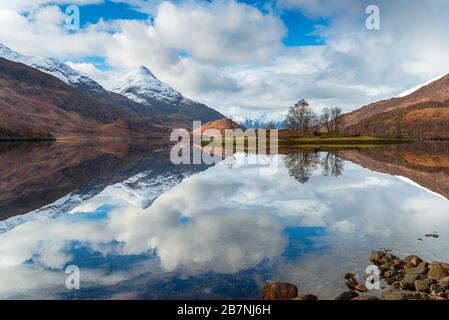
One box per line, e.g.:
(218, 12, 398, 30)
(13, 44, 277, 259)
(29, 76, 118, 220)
(137, 65, 157, 78)
(0, 43, 105, 93)
(0, 43, 28, 62)
(112, 65, 183, 106)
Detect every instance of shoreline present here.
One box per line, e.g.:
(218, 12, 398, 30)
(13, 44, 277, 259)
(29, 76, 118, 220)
(262, 250, 449, 300)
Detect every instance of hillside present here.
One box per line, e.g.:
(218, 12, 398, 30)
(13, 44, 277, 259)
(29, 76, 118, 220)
(0, 43, 224, 130)
(0, 58, 163, 140)
(342, 74, 449, 137)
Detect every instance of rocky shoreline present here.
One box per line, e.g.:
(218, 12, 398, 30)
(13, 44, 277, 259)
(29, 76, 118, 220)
(262, 250, 449, 300)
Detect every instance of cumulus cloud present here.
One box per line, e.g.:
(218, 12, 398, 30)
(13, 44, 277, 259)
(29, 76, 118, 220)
(1, 0, 449, 118)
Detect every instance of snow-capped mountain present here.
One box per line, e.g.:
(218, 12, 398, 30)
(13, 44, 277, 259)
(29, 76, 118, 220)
(111, 65, 224, 122)
(0, 43, 105, 94)
(0, 43, 223, 128)
(112, 66, 184, 105)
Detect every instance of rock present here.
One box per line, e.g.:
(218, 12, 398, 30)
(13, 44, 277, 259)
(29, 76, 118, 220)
(405, 262, 429, 276)
(400, 273, 420, 290)
(293, 294, 318, 301)
(428, 262, 449, 280)
(404, 255, 422, 265)
(351, 295, 380, 300)
(384, 269, 397, 278)
(380, 253, 399, 265)
(437, 280, 449, 291)
(344, 273, 355, 280)
(414, 279, 435, 293)
(437, 292, 448, 299)
(335, 291, 359, 300)
(425, 233, 439, 238)
(354, 283, 368, 292)
(404, 255, 423, 270)
(392, 258, 403, 267)
(391, 281, 401, 289)
(430, 284, 442, 295)
(381, 289, 430, 300)
(262, 282, 298, 300)
(369, 251, 385, 266)
(346, 277, 359, 290)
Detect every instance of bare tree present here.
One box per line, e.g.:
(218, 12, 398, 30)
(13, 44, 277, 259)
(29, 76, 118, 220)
(321, 107, 331, 132)
(264, 120, 277, 129)
(330, 107, 343, 133)
(284, 99, 316, 131)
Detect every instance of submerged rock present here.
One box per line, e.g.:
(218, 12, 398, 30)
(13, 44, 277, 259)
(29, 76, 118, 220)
(261, 282, 298, 300)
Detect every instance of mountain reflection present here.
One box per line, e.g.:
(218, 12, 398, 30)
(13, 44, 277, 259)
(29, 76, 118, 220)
(1, 142, 449, 299)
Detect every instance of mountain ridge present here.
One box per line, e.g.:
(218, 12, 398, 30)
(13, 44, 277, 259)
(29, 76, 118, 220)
(341, 73, 449, 137)
(0, 43, 224, 131)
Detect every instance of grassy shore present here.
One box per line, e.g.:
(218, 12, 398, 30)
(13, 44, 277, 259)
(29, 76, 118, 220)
(278, 136, 408, 146)
(202, 133, 408, 150)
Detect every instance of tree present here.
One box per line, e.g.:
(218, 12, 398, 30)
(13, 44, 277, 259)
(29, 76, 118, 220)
(264, 120, 277, 129)
(330, 106, 343, 133)
(321, 107, 331, 132)
(284, 99, 316, 131)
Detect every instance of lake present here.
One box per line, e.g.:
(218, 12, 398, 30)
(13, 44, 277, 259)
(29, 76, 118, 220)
(0, 141, 448, 299)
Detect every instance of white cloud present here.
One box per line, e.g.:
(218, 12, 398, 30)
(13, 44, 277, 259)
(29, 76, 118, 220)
(1, 0, 449, 118)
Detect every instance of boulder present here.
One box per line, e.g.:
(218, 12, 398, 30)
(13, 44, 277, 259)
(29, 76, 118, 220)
(351, 295, 380, 300)
(346, 277, 358, 290)
(430, 283, 443, 295)
(405, 262, 428, 276)
(369, 251, 385, 265)
(404, 255, 422, 265)
(344, 273, 355, 280)
(400, 273, 420, 291)
(354, 283, 368, 292)
(414, 279, 435, 293)
(428, 262, 449, 280)
(437, 280, 449, 291)
(293, 294, 318, 301)
(335, 291, 359, 300)
(262, 282, 298, 300)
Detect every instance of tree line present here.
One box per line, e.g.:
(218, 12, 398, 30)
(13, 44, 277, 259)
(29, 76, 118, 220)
(283, 99, 343, 134)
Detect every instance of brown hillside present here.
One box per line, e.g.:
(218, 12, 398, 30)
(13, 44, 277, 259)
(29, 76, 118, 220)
(0, 58, 163, 139)
(342, 73, 449, 136)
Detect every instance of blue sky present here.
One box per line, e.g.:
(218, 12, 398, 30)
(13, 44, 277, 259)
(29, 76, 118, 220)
(1, 0, 449, 119)
(65, 0, 328, 47)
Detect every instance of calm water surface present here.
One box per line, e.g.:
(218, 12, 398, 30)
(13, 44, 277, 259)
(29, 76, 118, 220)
(0, 141, 448, 299)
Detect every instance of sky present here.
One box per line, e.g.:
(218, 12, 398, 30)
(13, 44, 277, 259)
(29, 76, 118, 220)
(1, 0, 449, 120)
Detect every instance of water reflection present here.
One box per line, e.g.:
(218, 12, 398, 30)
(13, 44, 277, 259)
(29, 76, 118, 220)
(284, 151, 344, 183)
(0, 142, 449, 299)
